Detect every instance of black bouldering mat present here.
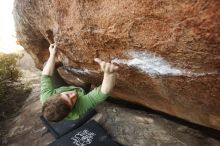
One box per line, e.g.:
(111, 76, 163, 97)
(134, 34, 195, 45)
(40, 109, 97, 139)
(47, 120, 120, 146)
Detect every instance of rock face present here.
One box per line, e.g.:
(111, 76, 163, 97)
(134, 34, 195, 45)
(13, 0, 220, 129)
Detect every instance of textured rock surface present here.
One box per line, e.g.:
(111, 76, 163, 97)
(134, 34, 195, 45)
(13, 0, 220, 129)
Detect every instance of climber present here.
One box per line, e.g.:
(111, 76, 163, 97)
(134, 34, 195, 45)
(40, 43, 119, 122)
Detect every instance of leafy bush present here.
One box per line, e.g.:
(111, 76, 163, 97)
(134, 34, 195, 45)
(0, 53, 31, 109)
(0, 53, 21, 100)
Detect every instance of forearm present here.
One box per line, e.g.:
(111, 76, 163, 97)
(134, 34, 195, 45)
(42, 54, 56, 76)
(101, 73, 116, 94)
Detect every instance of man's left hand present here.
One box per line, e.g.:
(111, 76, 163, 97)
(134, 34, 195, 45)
(94, 58, 119, 74)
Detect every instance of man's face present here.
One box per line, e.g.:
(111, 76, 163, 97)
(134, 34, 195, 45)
(60, 91, 78, 108)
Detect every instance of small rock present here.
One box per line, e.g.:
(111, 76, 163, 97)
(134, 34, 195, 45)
(112, 108, 117, 113)
(177, 126, 187, 132)
(92, 113, 103, 122)
(143, 117, 154, 124)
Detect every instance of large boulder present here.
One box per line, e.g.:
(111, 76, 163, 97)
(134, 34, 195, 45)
(13, 0, 220, 130)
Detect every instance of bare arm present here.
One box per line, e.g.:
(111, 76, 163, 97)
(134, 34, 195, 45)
(42, 44, 57, 76)
(94, 58, 119, 94)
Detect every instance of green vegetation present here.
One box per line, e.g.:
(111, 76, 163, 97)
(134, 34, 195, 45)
(0, 53, 21, 101)
(0, 53, 31, 142)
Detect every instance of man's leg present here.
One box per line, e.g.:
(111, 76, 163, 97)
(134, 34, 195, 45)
(80, 82, 91, 94)
(52, 62, 68, 88)
(52, 62, 91, 93)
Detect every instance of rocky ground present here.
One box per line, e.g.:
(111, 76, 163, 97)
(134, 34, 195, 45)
(1, 51, 220, 146)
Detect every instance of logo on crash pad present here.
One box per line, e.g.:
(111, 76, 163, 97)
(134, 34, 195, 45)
(71, 130, 96, 146)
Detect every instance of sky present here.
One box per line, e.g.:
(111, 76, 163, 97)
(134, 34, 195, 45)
(0, 0, 23, 54)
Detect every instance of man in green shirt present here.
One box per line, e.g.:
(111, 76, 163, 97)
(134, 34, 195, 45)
(41, 43, 119, 122)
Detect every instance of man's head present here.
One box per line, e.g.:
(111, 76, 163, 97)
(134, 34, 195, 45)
(42, 91, 78, 122)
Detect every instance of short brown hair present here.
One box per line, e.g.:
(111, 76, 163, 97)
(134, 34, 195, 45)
(42, 94, 71, 122)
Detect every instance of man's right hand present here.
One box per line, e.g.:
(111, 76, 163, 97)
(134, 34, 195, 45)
(49, 43, 57, 56)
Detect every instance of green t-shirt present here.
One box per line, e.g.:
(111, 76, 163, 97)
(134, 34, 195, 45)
(40, 75, 109, 120)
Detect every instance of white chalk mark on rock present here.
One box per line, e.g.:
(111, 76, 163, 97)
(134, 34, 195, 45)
(65, 67, 90, 75)
(112, 50, 216, 77)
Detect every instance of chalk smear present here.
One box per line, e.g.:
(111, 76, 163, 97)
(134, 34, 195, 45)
(65, 66, 90, 75)
(112, 50, 216, 77)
